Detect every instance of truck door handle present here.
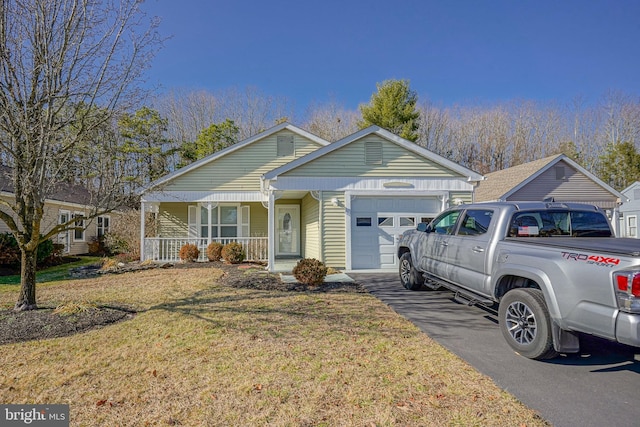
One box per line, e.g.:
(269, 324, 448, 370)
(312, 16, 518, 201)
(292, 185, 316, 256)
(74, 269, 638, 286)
(472, 246, 485, 253)
(440, 241, 448, 247)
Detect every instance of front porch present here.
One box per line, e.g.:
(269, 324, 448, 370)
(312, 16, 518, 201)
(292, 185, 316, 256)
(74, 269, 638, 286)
(143, 237, 269, 263)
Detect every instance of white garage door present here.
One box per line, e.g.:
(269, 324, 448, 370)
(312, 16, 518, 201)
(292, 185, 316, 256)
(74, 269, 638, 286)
(351, 196, 441, 270)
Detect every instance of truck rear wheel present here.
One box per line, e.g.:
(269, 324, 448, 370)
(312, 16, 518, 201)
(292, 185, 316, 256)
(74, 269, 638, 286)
(499, 288, 558, 360)
(399, 252, 423, 290)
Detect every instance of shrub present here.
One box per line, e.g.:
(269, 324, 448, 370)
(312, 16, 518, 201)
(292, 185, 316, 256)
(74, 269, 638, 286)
(0, 233, 53, 266)
(179, 243, 200, 262)
(0, 233, 20, 266)
(206, 242, 224, 262)
(221, 242, 245, 264)
(87, 236, 109, 256)
(52, 244, 66, 258)
(292, 258, 328, 286)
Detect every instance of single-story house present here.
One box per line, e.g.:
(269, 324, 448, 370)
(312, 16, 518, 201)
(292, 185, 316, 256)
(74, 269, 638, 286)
(0, 167, 112, 255)
(619, 182, 640, 238)
(474, 154, 627, 235)
(139, 122, 484, 272)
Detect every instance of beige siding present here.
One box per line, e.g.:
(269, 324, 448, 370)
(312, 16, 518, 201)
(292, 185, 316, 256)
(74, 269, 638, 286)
(283, 135, 462, 178)
(158, 202, 268, 238)
(321, 192, 345, 268)
(162, 130, 323, 192)
(301, 193, 320, 259)
(0, 195, 104, 255)
(247, 202, 268, 237)
(158, 203, 189, 237)
(451, 191, 474, 205)
(508, 160, 618, 207)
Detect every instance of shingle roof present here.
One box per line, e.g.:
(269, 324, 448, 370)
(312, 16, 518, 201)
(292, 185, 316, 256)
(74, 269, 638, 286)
(474, 154, 564, 202)
(0, 166, 92, 205)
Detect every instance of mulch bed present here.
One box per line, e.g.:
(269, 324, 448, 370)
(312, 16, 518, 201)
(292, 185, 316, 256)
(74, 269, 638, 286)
(0, 261, 366, 345)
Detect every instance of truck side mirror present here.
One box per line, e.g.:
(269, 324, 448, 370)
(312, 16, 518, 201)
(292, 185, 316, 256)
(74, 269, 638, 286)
(417, 222, 430, 232)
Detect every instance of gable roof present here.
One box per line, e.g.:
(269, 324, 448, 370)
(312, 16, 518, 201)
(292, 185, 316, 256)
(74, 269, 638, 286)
(263, 125, 485, 181)
(474, 154, 626, 202)
(141, 122, 330, 193)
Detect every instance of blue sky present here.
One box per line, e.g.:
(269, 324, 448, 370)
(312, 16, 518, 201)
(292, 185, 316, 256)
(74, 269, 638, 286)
(141, 0, 640, 112)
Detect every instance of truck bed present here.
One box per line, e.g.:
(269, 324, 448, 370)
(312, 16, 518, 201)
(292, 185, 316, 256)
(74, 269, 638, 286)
(504, 236, 640, 257)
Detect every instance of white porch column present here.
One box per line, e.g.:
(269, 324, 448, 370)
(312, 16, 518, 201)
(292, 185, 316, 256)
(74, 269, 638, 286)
(140, 201, 146, 261)
(267, 191, 275, 272)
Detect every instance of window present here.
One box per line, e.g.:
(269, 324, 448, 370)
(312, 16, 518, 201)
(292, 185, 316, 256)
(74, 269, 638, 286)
(400, 217, 416, 227)
(277, 135, 294, 157)
(431, 211, 460, 235)
(356, 217, 372, 227)
(458, 210, 493, 235)
(73, 212, 85, 241)
(365, 141, 383, 165)
(628, 216, 637, 238)
(194, 204, 247, 239)
(378, 216, 393, 227)
(97, 216, 110, 237)
(508, 210, 611, 238)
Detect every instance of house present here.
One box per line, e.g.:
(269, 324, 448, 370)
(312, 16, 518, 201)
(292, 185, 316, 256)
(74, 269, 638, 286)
(0, 167, 112, 255)
(619, 182, 640, 238)
(474, 154, 626, 234)
(139, 123, 483, 272)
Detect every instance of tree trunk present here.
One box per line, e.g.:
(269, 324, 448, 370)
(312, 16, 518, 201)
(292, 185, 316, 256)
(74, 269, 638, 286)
(14, 249, 38, 311)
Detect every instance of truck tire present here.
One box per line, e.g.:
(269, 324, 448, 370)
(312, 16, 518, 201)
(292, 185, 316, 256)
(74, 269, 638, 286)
(498, 288, 558, 360)
(399, 252, 423, 290)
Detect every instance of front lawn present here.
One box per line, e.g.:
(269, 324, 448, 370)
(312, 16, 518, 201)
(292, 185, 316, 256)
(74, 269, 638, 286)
(0, 265, 548, 426)
(0, 256, 102, 286)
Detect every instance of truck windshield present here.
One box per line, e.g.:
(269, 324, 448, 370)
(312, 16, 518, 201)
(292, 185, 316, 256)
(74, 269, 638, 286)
(508, 210, 611, 237)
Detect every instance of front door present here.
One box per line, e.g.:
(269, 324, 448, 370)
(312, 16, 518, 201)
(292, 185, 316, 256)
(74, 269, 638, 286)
(276, 205, 300, 256)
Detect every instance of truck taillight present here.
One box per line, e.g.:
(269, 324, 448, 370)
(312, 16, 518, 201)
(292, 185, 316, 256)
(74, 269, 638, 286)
(613, 271, 640, 313)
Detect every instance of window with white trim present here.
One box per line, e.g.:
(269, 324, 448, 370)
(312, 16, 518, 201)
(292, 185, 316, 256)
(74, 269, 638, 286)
(190, 204, 249, 239)
(628, 215, 637, 238)
(73, 212, 85, 241)
(97, 216, 110, 237)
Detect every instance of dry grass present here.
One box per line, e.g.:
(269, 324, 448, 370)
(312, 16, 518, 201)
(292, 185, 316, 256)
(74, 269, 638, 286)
(0, 266, 549, 426)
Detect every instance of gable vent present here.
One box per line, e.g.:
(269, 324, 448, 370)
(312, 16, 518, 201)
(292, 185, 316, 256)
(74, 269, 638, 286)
(634, 189, 640, 201)
(277, 135, 294, 157)
(365, 141, 383, 165)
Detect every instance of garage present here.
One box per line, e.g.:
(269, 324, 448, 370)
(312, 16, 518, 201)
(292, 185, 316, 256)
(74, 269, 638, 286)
(350, 196, 441, 270)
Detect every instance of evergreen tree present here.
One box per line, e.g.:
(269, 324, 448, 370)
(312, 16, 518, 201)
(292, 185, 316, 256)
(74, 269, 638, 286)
(597, 141, 640, 189)
(359, 79, 420, 142)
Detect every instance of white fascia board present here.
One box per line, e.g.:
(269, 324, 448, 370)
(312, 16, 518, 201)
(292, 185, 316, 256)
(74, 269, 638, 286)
(142, 191, 266, 203)
(371, 127, 485, 182)
(266, 176, 475, 192)
(264, 125, 485, 182)
(502, 155, 628, 202)
(140, 122, 329, 194)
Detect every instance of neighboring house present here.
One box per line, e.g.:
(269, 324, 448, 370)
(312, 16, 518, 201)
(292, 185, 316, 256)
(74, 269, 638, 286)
(619, 182, 640, 238)
(0, 168, 112, 255)
(474, 154, 627, 235)
(139, 122, 484, 272)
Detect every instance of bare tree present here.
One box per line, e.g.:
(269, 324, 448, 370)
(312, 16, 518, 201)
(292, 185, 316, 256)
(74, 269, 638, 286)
(302, 98, 360, 142)
(0, 0, 161, 310)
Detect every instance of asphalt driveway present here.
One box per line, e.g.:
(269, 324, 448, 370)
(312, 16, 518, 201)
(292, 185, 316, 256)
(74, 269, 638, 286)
(352, 272, 640, 427)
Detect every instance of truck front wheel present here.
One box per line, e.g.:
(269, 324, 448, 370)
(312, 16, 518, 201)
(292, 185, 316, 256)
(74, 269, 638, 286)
(399, 252, 423, 290)
(499, 288, 558, 360)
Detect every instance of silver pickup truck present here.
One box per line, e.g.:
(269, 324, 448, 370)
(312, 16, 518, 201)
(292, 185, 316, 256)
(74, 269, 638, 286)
(397, 201, 640, 359)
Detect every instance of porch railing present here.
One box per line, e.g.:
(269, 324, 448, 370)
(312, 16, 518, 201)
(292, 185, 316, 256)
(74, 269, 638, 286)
(143, 237, 268, 263)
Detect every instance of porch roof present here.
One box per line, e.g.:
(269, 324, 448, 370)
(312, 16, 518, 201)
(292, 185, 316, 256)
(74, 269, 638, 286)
(141, 190, 266, 203)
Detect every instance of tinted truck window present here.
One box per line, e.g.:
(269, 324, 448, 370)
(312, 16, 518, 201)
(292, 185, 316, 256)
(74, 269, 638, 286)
(508, 210, 611, 237)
